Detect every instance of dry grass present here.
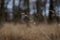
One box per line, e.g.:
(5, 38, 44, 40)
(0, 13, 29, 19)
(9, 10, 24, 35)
(0, 23, 60, 40)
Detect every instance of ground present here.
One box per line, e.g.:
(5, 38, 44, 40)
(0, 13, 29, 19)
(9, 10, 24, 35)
(0, 23, 60, 40)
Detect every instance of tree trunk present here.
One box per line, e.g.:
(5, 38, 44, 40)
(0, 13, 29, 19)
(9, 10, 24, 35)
(24, 0, 29, 15)
(5, 0, 11, 22)
(36, 0, 43, 23)
(17, 0, 21, 22)
(0, 0, 5, 22)
(49, 0, 54, 21)
(13, 0, 15, 22)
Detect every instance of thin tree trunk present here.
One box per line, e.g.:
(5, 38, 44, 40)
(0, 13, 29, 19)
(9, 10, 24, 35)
(0, 0, 5, 22)
(17, 0, 21, 22)
(24, 0, 29, 15)
(36, 0, 43, 23)
(5, 0, 11, 22)
(13, 0, 15, 22)
(49, 0, 54, 21)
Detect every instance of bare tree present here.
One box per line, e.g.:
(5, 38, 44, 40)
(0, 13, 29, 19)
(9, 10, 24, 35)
(34, 0, 44, 24)
(48, 0, 55, 22)
(13, 0, 16, 22)
(24, 0, 29, 15)
(4, 0, 11, 22)
(0, 0, 5, 26)
(0, 0, 5, 22)
(17, 0, 21, 22)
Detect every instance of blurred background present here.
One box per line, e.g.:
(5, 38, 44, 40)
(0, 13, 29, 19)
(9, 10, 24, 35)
(0, 0, 60, 40)
(0, 0, 60, 24)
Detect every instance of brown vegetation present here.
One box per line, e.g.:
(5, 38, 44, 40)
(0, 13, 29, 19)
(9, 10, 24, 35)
(0, 23, 60, 40)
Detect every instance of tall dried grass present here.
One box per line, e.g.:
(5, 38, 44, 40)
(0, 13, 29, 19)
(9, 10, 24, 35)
(0, 23, 60, 40)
